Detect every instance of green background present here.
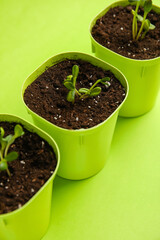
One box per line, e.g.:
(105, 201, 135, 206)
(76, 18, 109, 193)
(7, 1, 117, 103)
(0, 0, 160, 239)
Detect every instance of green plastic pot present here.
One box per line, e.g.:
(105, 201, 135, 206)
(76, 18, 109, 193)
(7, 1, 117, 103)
(0, 114, 60, 240)
(90, 1, 160, 117)
(22, 52, 128, 180)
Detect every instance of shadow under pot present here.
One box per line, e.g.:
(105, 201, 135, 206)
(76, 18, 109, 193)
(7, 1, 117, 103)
(22, 52, 128, 180)
(90, 0, 160, 117)
(0, 114, 60, 240)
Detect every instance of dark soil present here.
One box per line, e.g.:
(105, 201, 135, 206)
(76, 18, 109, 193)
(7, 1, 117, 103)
(24, 59, 126, 130)
(92, 5, 160, 60)
(0, 122, 57, 214)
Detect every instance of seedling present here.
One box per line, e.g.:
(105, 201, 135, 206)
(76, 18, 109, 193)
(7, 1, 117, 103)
(0, 124, 24, 177)
(63, 65, 110, 103)
(129, 0, 155, 40)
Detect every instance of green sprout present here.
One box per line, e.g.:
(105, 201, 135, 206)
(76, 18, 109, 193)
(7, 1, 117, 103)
(63, 65, 110, 103)
(0, 124, 24, 177)
(129, 0, 155, 40)
(63, 65, 80, 103)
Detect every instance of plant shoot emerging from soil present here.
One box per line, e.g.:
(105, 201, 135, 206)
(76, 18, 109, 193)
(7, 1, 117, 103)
(0, 124, 24, 177)
(129, 0, 155, 40)
(63, 65, 110, 103)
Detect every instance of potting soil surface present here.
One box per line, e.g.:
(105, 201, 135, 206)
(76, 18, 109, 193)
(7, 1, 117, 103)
(24, 59, 126, 130)
(0, 122, 57, 214)
(92, 5, 160, 59)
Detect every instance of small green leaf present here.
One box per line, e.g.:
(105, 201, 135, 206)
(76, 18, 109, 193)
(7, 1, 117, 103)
(137, 14, 143, 21)
(149, 22, 155, 30)
(72, 65, 79, 78)
(78, 88, 89, 94)
(144, 0, 152, 14)
(64, 81, 74, 90)
(66, 75, 73, 81)
(14, 125, 24, 139)
(0, 127, 4, 139)
(100, 77, 110, 83)
(133, 10, 155, 30)
(144, 19, 150, 31)
(5, 151, 19, 162)
(3, 134, 14, 144)
(1, 139, 7, 152)
(90, 87, 101, 97)
(64, 75, 73, 83)
(67, 90, 76, 103)
(132, 10, 143, 22)
(0, 161, 8, 171)
(144, 19, 155, 30)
